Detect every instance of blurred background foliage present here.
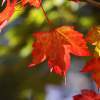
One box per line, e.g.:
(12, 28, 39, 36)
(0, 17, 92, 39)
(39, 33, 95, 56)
(0, 0, 100, 100)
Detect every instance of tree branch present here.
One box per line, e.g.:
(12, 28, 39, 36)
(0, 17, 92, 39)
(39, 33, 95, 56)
(85, 0, 100, 8)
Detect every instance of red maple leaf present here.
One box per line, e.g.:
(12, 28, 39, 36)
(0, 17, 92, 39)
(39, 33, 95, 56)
(73, 89, 100, 100)
(81, 58, 100, 87)
(0, 0, 16, 30)
(29, 26, 90, 76)
(21, 0, 41, 8)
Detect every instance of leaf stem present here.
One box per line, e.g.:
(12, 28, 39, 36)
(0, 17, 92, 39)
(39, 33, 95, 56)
(64, 76, 67, 86)
(41, 4, 51, 25)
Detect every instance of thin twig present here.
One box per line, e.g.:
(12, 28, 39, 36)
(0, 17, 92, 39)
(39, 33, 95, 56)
(41, 5, 51, 25)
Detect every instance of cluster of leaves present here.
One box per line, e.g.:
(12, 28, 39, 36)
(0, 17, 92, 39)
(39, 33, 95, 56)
(0, 0, 100, 99)
(82, 26, 100, 88)
(0, 0, 42, 30)
(0, 0, 80, 29)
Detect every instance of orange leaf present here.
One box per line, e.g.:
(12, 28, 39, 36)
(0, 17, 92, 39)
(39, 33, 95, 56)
(21, 0, 41, 8)
(0, 0, 16, 30)
(73, 89, 100, 100)
(86, 26, 100, 44)
(29, 26, 90, 76)
(82, 58, 100, 87)
(86, 26, 100, 56)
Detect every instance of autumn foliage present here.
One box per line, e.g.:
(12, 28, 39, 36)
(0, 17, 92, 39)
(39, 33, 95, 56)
(81, 26, 100, 87)
(0, 0, 16, 30)
(0, 0, 100, 98)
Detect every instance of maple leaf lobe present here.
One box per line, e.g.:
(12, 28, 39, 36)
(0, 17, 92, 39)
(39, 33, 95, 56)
(0, 0, 16, 30)
(82, 58, 100, 87)
(86, 26, 100, 56)
(21, 0, 41, 8)
(73, 89, 100, 100)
